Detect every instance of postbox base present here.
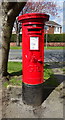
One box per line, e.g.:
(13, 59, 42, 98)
(22, 82, 44, 106)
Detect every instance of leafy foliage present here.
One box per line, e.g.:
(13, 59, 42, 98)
(11, 34, 65, 43)
(44, 34, 65, 42)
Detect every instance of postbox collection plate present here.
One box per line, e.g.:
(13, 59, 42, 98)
(30, 37, 39, 50)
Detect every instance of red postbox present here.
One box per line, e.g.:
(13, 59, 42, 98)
(18, 13, 49, 106)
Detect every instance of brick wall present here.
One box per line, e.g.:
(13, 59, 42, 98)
(44, 26, 54, 34)
(44, 42, 65, 46)
(10, 42, 65, 47)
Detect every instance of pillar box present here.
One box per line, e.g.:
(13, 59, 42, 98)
(18, 13, 49, 106)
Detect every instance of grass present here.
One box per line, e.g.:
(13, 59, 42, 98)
(3, 62, 58, 87)
(44, 64, 53, 80)
(44, 46, 65, 50)
(10, 46, 64, 50)
(8, 62, 22, 86)
(4, 62, 22, 86)
(8, 62, 22, 73)
(62, 68, 65, 74)
(10, 46, 22, 49)
(9, 77, 22, 86)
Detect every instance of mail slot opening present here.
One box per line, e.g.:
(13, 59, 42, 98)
(28, 28, 41, 32)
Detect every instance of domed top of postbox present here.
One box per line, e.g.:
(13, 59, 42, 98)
(18, 13, 49, 23)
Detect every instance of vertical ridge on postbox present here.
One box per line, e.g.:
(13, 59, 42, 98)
(18, 13, 49, 85)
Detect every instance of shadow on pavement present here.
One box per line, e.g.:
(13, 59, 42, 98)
(42, 74, 64, 102)
(45, 62, 65, 69)
(10, 70, 22, 76)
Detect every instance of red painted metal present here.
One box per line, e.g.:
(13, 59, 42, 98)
(18, 13, 49, 85)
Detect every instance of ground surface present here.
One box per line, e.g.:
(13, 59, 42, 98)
(0, 49, 65, 119)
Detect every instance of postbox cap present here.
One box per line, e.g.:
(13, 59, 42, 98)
(18, 13, 49, 22)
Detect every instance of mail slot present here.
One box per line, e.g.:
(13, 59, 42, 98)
(18, 13, 49, 105)
(28, 27, 42, 35)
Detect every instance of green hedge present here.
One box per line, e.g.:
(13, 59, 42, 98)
(11, 34, 22, 42)
(44, 34, 65, 42)
(11, 34, 65, 42)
